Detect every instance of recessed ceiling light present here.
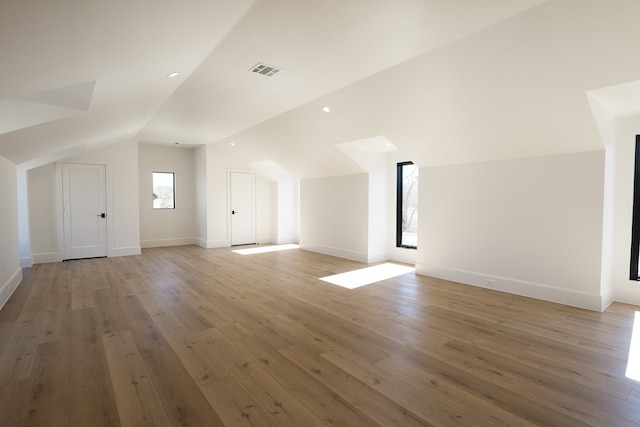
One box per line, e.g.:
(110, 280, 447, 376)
(229, 142, 236, 146)
(322, 105, 331, 113)
(167, 72, 180, 78)
(126, 130, 134, 135)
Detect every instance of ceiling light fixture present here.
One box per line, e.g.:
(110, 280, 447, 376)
(167, 72, 180, 78)
(229, 142, 236, 146)
(126, 130, 134, 135)
(322, 105, 331, 113)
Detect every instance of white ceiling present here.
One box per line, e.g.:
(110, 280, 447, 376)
(2, 0, 640, 177)
(0, 0, 546, 166)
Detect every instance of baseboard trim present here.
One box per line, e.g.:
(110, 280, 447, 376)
(0, 268, 23, 311)
(20, 256, 33, 268)
(32, 252, 61, 264)
(613, 287, 640, 308)
(416, 263, 602, 311)
(140, 238, 198, 248)
(201, 240, 230, 249)
(110, 246, 141, 257)
(299, 243, 368, 263)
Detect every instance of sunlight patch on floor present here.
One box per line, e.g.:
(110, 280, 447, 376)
(232, 244, 299, 255)
(320, 263, 415, 289)
(626, 311, 640, 381)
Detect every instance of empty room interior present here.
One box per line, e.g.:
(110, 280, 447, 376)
(3, 0, 640, 425)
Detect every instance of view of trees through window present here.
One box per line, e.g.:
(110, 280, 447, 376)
(397, 162, 418, 248)
(152, 172, 175, 209)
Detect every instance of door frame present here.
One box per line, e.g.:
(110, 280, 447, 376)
(227, 168, 257, 246)
(55, 160, 112, 260)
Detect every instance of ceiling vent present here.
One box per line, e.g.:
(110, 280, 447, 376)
(249, 62, 282, 77)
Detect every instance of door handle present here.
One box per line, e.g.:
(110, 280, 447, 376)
(232, 210, 238, 215)
(97, 213, 106, 218)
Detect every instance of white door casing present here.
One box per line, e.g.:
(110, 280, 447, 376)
(230, 171, 256, 246)
(62, 163, 108, 260)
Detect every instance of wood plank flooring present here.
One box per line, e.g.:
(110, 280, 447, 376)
(1, 244, 639, 426)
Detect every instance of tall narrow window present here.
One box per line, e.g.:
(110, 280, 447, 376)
(397, 161, 418, 249)
(631, 136, 640, 280)
(152, 172, 175, 209)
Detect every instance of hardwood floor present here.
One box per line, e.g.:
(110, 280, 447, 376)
(0, 245, 639, 426)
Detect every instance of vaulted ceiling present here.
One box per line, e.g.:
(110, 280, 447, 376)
(2, 0, 639, 177)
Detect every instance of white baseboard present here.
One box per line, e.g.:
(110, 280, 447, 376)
(140, 238, 197, 248)
(0, 268, 23, 311)
(32, 252, 61, 264)
(613, 287, 640, 308)
(110, 246, 142, 257)
(202, 240, 230, 249)
(299, 243, 368, 263)
(416, 263, 603, 311)
(367, 251, 389, 264)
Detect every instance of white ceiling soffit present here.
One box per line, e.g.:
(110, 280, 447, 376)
(0, 81, 95, 135)
(335, 136, 398, 173)
(586, 81, 640, 118)
(249, 159, 293, 181)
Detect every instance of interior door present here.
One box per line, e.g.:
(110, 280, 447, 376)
(62, 163, 107, 260)
(230, 171, 256, 246)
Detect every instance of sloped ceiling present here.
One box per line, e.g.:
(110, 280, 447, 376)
(1, 0, 546, 168)
(3, 0, 640, 177)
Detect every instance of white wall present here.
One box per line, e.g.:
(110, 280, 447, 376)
(417, 151, 606, 310)
(276, 178, 300, 244)
(0, 155, 22, 310)
(300, 173, 369, 262)
(139, 144, 197, 248)
(195, 145, 208, 247)
(27, 163, 58, 263)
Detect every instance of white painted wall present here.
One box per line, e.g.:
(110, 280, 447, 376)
(300, 173, 369, 262)
(256, 177, 275, 244)
(417, 151, 606, 310)
(195, 145, 208, 247)
(276, 178, 299, 244)
(139, 144, 197, 248)
(0, 155, 22, 311)
(27, 163, 58, 263)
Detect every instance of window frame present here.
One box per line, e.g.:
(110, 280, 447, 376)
(396, 161, 418, 249)
(152, 171, 176, 210)
(631, 136, 640, 280)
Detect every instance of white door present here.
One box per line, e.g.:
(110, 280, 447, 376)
(230, 171, 256, 246)
(62, 163, 108, 260)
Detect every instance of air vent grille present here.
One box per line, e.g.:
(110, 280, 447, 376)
(249, 62, 282, 77)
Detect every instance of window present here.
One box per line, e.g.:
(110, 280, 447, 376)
(631, 136, 640, 280)
(396, 161, 418, 249)
(152, 172, 175, 209)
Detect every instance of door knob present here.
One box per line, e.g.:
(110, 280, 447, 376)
(232, 210, 238, 215)
(97, 213, 106, 218)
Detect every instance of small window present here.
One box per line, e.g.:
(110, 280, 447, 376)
(397, 161, 418, 249)
(152, 172, 175, 209)
(631, 136, 640, 280)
